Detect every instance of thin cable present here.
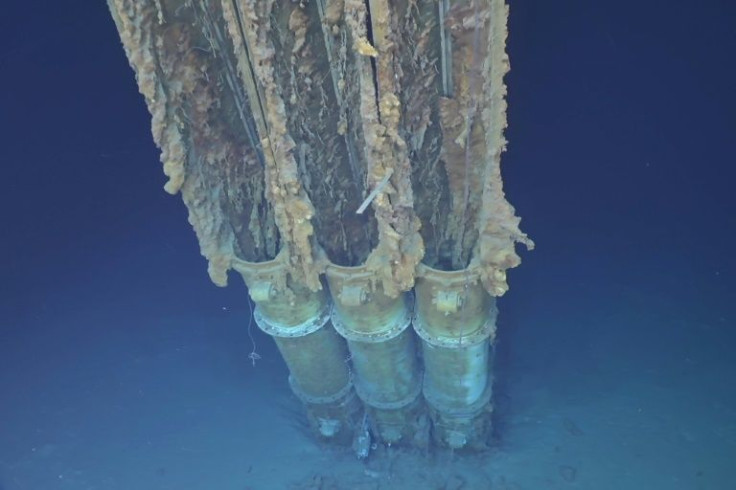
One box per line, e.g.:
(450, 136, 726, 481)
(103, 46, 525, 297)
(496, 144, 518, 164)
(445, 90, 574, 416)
(246, 297, 261, 367)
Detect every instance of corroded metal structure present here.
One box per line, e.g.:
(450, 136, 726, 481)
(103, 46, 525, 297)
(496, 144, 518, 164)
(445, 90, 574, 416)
(108, 0, 532, 452)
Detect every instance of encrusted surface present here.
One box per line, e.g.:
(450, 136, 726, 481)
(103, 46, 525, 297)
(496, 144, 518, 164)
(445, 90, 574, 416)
(229, 0, 324, 291)
(473, 0, 534, 295)
(108, 0, 277, 286)
(343, 0, 425, 297)
(109, 0, 531, 296)
(395, 0, 533, 293)
(392, 0, 449, 268)
(268, 0, 377, 266)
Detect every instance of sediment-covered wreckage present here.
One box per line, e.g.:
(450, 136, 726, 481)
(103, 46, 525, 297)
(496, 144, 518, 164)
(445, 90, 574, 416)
(108, 0, 532, 452)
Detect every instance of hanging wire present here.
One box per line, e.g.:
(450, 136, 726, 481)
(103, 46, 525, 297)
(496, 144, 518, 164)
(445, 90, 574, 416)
(246, 296, 261, 366)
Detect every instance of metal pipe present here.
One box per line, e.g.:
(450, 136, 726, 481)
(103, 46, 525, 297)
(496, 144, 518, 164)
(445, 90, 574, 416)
(326, 263, 426, 447)
(233, 254, 361, 444)
(413, 263, 497, 449)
